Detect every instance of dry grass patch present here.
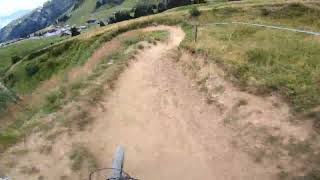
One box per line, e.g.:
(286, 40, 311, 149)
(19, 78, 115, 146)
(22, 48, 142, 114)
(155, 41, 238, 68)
(69, 144, 98, 172)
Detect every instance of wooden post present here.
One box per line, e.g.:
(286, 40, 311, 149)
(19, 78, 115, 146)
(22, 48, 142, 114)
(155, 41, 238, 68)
(195, 25, 198, 42)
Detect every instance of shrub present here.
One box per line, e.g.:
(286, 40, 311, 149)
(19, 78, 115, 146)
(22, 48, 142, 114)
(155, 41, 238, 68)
(151, 4, 157, 10)
(99, 21, 106, 27)
(158, 2, 166, 12)
(11, 56, 22, 64)
(168, 0, 192, 9)
(114, 10, 133, 22)
(108, 16, 116, 24)
(58, 15, 70, 22)
(0, 90, 14, 111)
(194, 0, 206, 3)
(260, 8, 270, 16)
(96, 0, 102, 9)
(25, 64, 39, 76)
(4, 73, 16, 87)
(0, 132, 18, 151)
(134, 4, 154, 18)
(189, 6, 201, 17)
(71, 27, 80, 37)
(43, 87, 66, 113)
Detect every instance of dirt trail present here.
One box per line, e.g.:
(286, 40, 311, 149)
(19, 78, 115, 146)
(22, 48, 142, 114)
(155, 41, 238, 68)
(81, 26, 276, 180)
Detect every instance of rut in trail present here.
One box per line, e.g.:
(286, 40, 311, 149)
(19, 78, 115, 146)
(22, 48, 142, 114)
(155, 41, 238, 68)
(82, 26, 276, 180)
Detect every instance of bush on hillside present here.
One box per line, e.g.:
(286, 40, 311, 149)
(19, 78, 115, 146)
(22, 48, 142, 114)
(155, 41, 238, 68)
(71, 27, 81, 37)
(260, 8, 270, 16)
(25, 64, 39, 76)
(167, 0, 192, 9)
(114, 10, 133, 22)
(152, 4, 158, 10)
(194, 0, 206, 3)
(134, 4, 154, 18)
(0, 83, 18, 111)
(58, 15, 70, 22)
(11, 56, 22, 65)
(96, 0, 103, 9)
(108, 16, 116, 24)
(158, 2, 167, 12)
(189, 6, 201, 17)
(3, 74, 16, 88)
(99, 21, 106, 27)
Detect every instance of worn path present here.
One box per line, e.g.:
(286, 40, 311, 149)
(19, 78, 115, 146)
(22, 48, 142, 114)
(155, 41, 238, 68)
(85, 26, 276, 180)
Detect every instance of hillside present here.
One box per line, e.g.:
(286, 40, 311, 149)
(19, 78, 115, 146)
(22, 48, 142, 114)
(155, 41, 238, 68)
(0, 0, 162, 43)
(66, 0, 160, 25)
(0, 10, 31, 28)
(1, 0, 320, 180)
(0, 0, 77, 43)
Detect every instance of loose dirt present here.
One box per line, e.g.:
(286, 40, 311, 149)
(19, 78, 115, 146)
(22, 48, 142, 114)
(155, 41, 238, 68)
(78, 26, 277, 180)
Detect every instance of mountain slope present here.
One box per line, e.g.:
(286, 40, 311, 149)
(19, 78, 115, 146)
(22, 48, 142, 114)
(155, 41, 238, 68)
(0, 0, 77, 43)
(0, 10, 31, 29)
(0, 0, 161, 42)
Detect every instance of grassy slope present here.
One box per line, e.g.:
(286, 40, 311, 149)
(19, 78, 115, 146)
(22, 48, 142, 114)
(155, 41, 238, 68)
(3, 37, 100, 93)
(0, 25, 170, 152)
(67, 0, 161, 25)
(180, 1, 320, 113)
(93, 0, 161, 20)
(0, 37, 65, 74)
(191, 25, 320, 112)
(3, 12, 182, 94)
(67, 0, 96, 25)
(173, 0, 320, 30)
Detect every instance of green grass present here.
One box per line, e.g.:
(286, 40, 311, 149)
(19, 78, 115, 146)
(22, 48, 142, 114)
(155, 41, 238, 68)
(120, 30, 169, 46)
(180, 2, 320, 114)
(3, 14, 180, 94)
(67, 0, 96, 25)
(67, 0, 161, 25)
(196, 2, 320, 31)
(145, 30, 170, 41)
(42, 86, 67, 113)
(0, 22, 171, 152)
(3, 37, 101, 93)
(0, 132, 18, 152)
(0, 36, 65, 75)
(0, 85, 17, 112)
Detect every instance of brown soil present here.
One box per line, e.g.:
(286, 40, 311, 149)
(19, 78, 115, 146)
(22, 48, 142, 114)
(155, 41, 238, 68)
(82, 26, 276, 180)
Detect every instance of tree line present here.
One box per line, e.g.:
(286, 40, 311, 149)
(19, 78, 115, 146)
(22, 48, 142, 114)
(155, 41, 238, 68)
(106, 0, 206, 24)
